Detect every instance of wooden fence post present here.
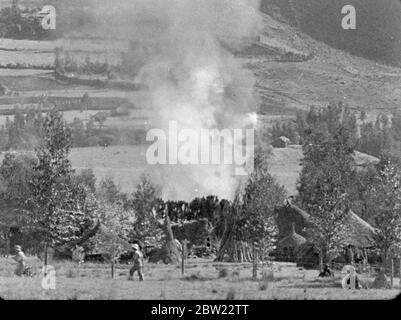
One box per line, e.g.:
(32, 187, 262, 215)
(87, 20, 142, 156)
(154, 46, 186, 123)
(44, 242, 48, 276)
(5, 236, 9, 258)
(398, 257, 401, 288)
(252, 242, 257, 280)
(182, 240, 188, 275)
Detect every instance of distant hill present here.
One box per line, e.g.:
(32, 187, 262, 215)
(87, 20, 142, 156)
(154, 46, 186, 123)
(261, 0, 401, 67)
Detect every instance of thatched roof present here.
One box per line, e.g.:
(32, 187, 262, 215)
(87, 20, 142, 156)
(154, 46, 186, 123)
(342, 211, 376, 248)
(277, 223, 306, 248)
(276, 204, 376, 249)
(285, 203, 310, 220)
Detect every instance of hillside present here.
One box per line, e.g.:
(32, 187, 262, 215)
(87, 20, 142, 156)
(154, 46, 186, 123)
(248, 11, 401, 117)
(261, 0, 401, 67)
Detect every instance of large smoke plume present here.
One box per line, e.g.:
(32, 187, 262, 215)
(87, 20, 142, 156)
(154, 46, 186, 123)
(81, 0, 263, 200)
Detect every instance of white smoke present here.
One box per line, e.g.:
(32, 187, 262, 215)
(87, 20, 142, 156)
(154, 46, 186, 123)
(83, 0, 263, 200)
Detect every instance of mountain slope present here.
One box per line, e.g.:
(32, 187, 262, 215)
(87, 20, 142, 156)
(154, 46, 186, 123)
(245, 11, 401, 116)
(261, 0, 401, 67)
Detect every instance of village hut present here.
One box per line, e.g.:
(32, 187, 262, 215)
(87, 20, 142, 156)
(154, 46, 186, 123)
(276, 222, 306, 262)
(275, 202, 310, 240)
(272, 136, 291, 148)
(274, 201, 377, 268)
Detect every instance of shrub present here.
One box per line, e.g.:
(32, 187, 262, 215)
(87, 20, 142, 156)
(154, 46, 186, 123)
(218, 268, 230, 278)
(66, 268, 76, 278)
(226, 287, 236, 300)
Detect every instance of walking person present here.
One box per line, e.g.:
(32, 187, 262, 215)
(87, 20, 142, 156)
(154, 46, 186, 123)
(13, 245, 26, 277)
(128, 244, 144, 281)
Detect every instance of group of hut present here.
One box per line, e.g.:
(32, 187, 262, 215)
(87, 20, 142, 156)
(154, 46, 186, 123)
(274, 200, 377, 269)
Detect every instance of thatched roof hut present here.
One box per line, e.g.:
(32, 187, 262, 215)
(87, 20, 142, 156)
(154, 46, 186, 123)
(276, 203, 310, 240)
(276, 223, 307, 262)
(275, 202, 376, 249)
(342, 211, 376, 248)
(277, 223, 306, 249)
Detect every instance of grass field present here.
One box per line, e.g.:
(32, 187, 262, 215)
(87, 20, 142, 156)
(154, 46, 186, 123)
(0, 257, 399, 300)
(0, 145, 379, 196)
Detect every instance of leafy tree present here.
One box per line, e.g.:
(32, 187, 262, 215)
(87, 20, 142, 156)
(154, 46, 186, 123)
(128, 174, 164, 249)
(0, 153, 36, 254)
(27, 109, 96, 261)
(297, 104, 356, 265)
(217, 150, 286, 262)
(240, 153, 286, 247)
(89, 202, 133, 277)
(97, 176, 125, 204)
(365, 160, 401, 265)
(73, 169, 97, 194)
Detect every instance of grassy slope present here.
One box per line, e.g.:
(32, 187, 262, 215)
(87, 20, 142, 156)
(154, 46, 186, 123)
(261, 0, 401, 67)
(249, 12, 401, 116)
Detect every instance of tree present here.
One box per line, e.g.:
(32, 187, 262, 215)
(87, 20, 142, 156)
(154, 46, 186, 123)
(128, 174, 164, 249)
(366, 160, 401, 266)
(97, 176, 124, 204)
(28, 109, 97, 264)
(217, 151, 286, 262)
(0, 152, 36, 255)
(73, 169, 97, 194)
(297, 104, 356, 266)
(240, 153, 286, 247)
(90, 202, 133, 278)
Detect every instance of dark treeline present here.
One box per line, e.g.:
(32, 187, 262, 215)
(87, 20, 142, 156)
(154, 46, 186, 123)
(0, 0, 60, 40)
(0, 102, 146, 151)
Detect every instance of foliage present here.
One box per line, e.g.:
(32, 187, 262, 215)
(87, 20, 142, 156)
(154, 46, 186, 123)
(0, 152, 37, 251)
(89, 202, 133, 260)
(127, 174, 164, 249)
(72, 245, 85, 264)
(357, 114, 393, 158)
(97, 176, 125, 204)
(297, 103, 356, 263)
(239, 152, 286, 247)
(0, 0, 59, 40)
(365, 160, 401, 261)
(27, 109, 97, 249)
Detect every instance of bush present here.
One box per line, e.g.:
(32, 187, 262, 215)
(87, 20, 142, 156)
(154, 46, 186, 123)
(218, 268, 230, 278)
(258, 280, 269, 291)
(226, 287, 236, 300)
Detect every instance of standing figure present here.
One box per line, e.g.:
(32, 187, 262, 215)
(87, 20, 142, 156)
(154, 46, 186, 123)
(13, 245, 26, 277)
(318, 264, 333, 277)
(128, 244, 144, 281)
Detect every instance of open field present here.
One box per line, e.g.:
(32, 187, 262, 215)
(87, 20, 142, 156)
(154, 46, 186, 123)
(0, 257, 399, 300)
(0, 145, 379, 195)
